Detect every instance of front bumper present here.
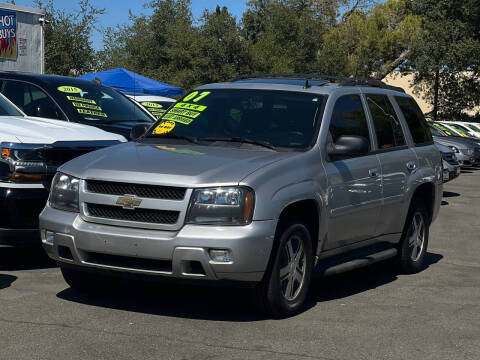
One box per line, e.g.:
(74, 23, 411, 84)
(40, 206, 276, 282)
(0, 186, 48, 246)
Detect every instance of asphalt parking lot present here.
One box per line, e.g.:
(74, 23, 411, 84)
(1, 170, 479, 360)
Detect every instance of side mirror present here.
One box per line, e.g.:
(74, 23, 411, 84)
(327, 135, 370, 159)
(130, 124, 150, 140)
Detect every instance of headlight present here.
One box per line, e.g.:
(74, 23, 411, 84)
(186, 187, 255, 225)
(1, 144, 47, 182)
(49, 172, 80, 212)
(449, 146, 459, 153)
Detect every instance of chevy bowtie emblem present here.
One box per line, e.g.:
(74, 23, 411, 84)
(116, 195, 142, 209)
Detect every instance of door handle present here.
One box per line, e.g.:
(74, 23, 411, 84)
(369, 168, 379, 177)
(406, 161, 417, 171)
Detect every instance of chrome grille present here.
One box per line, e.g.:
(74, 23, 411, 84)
(86, 180, 186, 200)
(86, 203, 179, 224)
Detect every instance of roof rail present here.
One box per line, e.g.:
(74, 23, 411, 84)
(230, 73, 405, 93)
(339, 78, 405, 93)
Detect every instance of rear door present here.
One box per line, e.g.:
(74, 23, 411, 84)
(364, 93, 417, 236)
(323, 94, 382, 250)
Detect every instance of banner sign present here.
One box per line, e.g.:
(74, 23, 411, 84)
(0, 10, 16, 59)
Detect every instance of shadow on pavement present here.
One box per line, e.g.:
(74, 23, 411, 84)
(0, 246, 56, 271)
(56, 252, 443, 321)
(309, 252, 443, 303)
(441, 200, 449, 206)
(443, 191, 460, 198)
(461, 170, 473, 174)
(57, 280, 269, 322)
(0, 274, 17, 290)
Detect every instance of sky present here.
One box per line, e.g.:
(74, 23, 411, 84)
(10, 0, 249, 50)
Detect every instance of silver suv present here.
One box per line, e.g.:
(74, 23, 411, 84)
(40, 76, 442, 317)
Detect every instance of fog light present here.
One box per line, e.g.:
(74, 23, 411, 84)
(44, 230, 54, 244)
(209, 249, 232, 262)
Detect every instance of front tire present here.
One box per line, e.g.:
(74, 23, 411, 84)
(253, 222, 313, 318)
(397, 198, 430, 273)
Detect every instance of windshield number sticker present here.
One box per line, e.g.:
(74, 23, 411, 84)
(182, 91, 211, 103)
(168, 107, 201, 119)
(57, 86, 82, 93)
(72, 102, 102, 111)
(162, 113, 193, 125)
(77, 108, 107, 117)
(66, 96, 96, 104)
(141, 102, 163, 108)
(174, 102, 206, 111)
(153, 121, 176, 134)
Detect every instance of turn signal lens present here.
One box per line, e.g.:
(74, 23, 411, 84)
(1, 148, 10, 157)
(243, 190, 254, 223)
(10, 173, 45, 181)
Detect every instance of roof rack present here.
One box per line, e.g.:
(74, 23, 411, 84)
(230, 73, 405, 93)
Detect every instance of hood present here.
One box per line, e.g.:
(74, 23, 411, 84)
(435, 143, 453, 154)
(433, 136, 477, 150)
(74, 120, 154, 140)
(0, 116, 126, 144)
(60, 141, 296, 187)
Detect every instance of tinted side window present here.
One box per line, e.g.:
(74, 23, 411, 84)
(1, 81, 64, 120)
(366, 94, 406, 150)
(395, 97, 433, 145)
(329, 94, 370, 146)
(2, 80, 30, 110)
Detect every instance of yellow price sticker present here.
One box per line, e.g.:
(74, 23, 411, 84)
(153, 121, 176, 134)
(141, 102, 163, 108)
(58, 86, 82, 93)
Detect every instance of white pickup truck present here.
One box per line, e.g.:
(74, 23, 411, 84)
(0, 93, 125, 247)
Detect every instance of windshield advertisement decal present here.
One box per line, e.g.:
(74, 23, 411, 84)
(66, 95, 96, 104)
(57, 86, 82, 94)
(0, 10, 16, 59)
(141, 102, 166, 119)
(77, 108, 107, 117)
(153, 120, 176, 134)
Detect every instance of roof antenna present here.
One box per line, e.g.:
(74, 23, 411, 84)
(304, 79, 310, 89)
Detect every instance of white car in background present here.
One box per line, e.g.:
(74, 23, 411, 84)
(0, 93, 126, 247)
(126, 94, 176, 120)
(453, 121, 480, 135)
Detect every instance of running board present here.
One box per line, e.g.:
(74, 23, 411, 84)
(317, 247, 398, 277)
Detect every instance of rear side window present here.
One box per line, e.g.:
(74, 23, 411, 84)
(329, 95, 370, 145)
(366, 94, 406, 149)
(1, 80, 64, 120)
(395, 97, 433, 145)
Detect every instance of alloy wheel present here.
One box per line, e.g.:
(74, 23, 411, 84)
(408, 212, 425, 261)
(279, 233, 306, 301)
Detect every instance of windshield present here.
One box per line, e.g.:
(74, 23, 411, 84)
(429, 125, 445, 136)
(0, 94, 23, 116)
(52, 82, 153, 123)
(433, 122, 453, 136)
(146, 89, 323, 149)
(447, 124, 468, 136)
(140, 101, 174, 119)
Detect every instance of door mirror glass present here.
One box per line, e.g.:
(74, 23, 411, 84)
(327, 135, 370, 158)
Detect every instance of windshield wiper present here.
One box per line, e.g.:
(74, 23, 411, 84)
(201, 137, 276, 150)
(149, 133, 199, 144)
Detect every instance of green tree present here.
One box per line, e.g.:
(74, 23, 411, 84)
(35, 0, 104, 75)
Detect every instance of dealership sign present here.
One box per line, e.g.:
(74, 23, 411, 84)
(0, 10, 16, 59)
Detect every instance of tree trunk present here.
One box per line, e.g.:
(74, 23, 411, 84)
(374, 49, 410, 80)
(433, 68, 440, 121)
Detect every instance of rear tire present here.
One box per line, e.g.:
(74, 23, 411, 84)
(397, 198, 430, 274)
(252, 221, 313, 318)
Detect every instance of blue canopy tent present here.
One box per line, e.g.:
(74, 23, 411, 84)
(78, 68, 183, 97)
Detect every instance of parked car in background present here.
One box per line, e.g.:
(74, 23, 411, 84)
(436, 144, 461, 182)
(0, 93, 125, 247)
(40, 75, 442, 317)
(429, 124, 480, 166)
(439, 121, 480, 139)
(126, 94, 176, 120)
(437, 122, 472, 138)
(0, 72, 155, 140)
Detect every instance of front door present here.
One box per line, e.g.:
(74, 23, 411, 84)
(323, 94, 382, 250)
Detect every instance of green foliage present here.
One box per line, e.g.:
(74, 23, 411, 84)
(35, 0, 104, 76)
(404, 0, 480, 119)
